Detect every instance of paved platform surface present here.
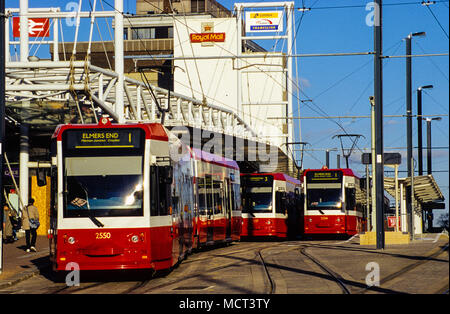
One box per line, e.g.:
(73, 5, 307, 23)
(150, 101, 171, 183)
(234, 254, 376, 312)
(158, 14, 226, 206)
(0, 233, 448, 293)
(0, 235, 50, 289)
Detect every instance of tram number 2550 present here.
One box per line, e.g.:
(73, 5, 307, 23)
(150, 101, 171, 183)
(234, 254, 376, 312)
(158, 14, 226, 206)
(95, 232, 112, 239)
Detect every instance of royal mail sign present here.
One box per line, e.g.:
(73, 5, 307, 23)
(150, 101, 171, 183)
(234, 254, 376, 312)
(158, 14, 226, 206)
(190, 33, 226, 43)
(12, 17, 50, 37)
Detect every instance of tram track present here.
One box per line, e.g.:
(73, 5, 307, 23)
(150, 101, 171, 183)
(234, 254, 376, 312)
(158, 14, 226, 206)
(359, 243, 449, 294)
(4, 239, 447, 294)
(298, 241, 448, 294)
(257, 249, 276, 294)
(138, 242, 277, 293)
(299, 246, 351, 294)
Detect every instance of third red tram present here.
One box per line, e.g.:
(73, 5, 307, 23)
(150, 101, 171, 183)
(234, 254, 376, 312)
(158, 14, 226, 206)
(303, 168, 366, 236)
(240, 173, 303, 239)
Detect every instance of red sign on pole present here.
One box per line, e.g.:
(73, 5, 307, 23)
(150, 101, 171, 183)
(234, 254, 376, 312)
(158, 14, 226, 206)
(387, 216, 400, 229)
(12, 17, 50, 38)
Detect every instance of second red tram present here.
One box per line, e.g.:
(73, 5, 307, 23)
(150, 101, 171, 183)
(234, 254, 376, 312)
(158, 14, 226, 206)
(240, 173, 303, 239)
(48, 119, 241, 272)
(303, 168, 366, 236)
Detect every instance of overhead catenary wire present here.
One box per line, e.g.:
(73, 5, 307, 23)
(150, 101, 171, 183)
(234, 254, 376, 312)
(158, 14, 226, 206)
(423, 2, 449, 39)
(268, 114, 448, 119)
(100, 0, 447, 164)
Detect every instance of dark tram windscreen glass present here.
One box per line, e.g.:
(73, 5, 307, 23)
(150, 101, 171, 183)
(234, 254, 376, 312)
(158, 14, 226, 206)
(241, 175, 274, 214)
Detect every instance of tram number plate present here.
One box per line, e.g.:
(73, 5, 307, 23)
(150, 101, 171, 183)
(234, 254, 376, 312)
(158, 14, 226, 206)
(321, 217, 328, 220)
(95, 232, 111, 240)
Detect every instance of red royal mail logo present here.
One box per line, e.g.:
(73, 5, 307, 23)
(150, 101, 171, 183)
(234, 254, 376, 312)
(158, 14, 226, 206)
(13, 17, 50, 38)
(190, 33, 226, 43)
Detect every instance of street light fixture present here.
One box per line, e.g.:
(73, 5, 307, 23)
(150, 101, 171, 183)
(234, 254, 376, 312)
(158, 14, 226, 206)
(417, 84, 434, 175)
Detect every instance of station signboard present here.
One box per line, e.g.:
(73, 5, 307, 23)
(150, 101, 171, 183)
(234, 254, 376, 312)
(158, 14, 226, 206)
(12, 17, 50, 37)
(245, 11, 284, 33)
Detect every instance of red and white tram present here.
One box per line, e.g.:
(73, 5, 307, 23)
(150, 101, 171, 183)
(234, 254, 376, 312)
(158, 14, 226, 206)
(48, 119, 240, 272)
(303, 168, 366, 236)
(240, 173, 303, 239)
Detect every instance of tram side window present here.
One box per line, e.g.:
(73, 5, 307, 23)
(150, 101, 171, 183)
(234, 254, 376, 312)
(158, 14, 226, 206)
(150, 165, 172, 216)
(275, 191, 287, 214)
(150, 166, 159, 216)
(345, 188, 356, 210)
(213, 180, 223, 215)
(198, 177, 207, 215)
(205, 175, 213, 215)
(233, 183, 240, 212)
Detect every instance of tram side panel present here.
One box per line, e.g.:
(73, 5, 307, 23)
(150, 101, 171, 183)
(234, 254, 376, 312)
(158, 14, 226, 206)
(192, 150, 241, 248)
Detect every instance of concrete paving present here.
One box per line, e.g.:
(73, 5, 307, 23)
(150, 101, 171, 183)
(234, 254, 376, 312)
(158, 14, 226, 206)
(0, 235, 50, 289)
(0, 233, 448, 294)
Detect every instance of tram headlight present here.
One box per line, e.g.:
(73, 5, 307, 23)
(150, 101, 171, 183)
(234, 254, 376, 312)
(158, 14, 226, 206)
(68, 236, 76, 244)
(131, 235, 139, 243)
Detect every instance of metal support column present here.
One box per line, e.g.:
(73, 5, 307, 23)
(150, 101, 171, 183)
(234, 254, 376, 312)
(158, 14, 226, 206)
(374, 0, 385, 249)
(0, 0, 6, 275)
(114, 0, 124, 123)
(19, 0, 28, 62)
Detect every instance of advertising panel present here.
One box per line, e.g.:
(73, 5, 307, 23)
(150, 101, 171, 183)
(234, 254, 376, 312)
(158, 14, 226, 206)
(245, 11, 284, 33)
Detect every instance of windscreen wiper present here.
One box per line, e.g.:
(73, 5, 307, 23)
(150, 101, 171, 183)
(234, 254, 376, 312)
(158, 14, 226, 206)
(81, 185, 104, 228)
(88, 213, 104, 228)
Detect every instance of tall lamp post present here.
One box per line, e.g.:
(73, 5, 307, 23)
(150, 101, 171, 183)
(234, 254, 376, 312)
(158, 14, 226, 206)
(417, 85, 433, 175)
(424, 117, 442, 175)
(405, 31, 426, 240)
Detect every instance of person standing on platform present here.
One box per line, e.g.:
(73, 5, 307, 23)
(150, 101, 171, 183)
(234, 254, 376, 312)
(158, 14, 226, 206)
(2, 204, 14, 243)
(22, 198, 40, 252)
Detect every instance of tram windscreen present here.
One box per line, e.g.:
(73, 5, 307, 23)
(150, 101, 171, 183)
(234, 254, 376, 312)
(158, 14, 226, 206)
(64, 156, 143, 217)
(305, 171, 343, 210)
(306, 188, 342, 210)
(241, 175, 273, 214)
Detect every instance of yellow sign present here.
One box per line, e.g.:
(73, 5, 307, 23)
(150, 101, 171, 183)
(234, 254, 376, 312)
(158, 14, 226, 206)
(249, 12, 279, 19)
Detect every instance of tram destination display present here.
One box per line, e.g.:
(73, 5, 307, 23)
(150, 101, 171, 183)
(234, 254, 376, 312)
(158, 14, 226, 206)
(242, 175, 274, 186)
(306, 170, 343, 183)
(65, 128, 142, 149)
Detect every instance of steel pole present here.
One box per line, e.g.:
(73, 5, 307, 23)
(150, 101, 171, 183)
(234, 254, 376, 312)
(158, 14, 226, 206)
(19, 0, 28, 62)
(426, 119, 432, 175)
(0, 0, 6, 275)
(405, 34, 413, 239)
(417, 88, 423, 175)
(114, 0, 124, 123)
(374, 0, 385, 249)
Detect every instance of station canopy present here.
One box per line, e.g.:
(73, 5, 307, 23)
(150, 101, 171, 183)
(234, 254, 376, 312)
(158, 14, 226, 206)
(384, 174, 445, 204)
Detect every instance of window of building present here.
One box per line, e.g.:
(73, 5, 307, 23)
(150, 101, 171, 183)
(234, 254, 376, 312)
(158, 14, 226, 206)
(191, 0, 206, 13)
(131, 27, 173, 40)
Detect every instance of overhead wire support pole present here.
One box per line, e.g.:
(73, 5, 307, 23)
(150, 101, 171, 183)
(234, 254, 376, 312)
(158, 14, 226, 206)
(374, 0, 385, 249)
(114, 0, 125, 123)
(0, 0, 5, 275)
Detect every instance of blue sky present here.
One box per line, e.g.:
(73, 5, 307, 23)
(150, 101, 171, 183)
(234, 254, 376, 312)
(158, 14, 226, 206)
(220, 0, 449, 224)
(7, 0, 449, 224)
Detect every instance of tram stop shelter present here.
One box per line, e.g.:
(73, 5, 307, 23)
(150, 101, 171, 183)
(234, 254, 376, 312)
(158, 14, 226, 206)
(383, 174, 445, 235)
